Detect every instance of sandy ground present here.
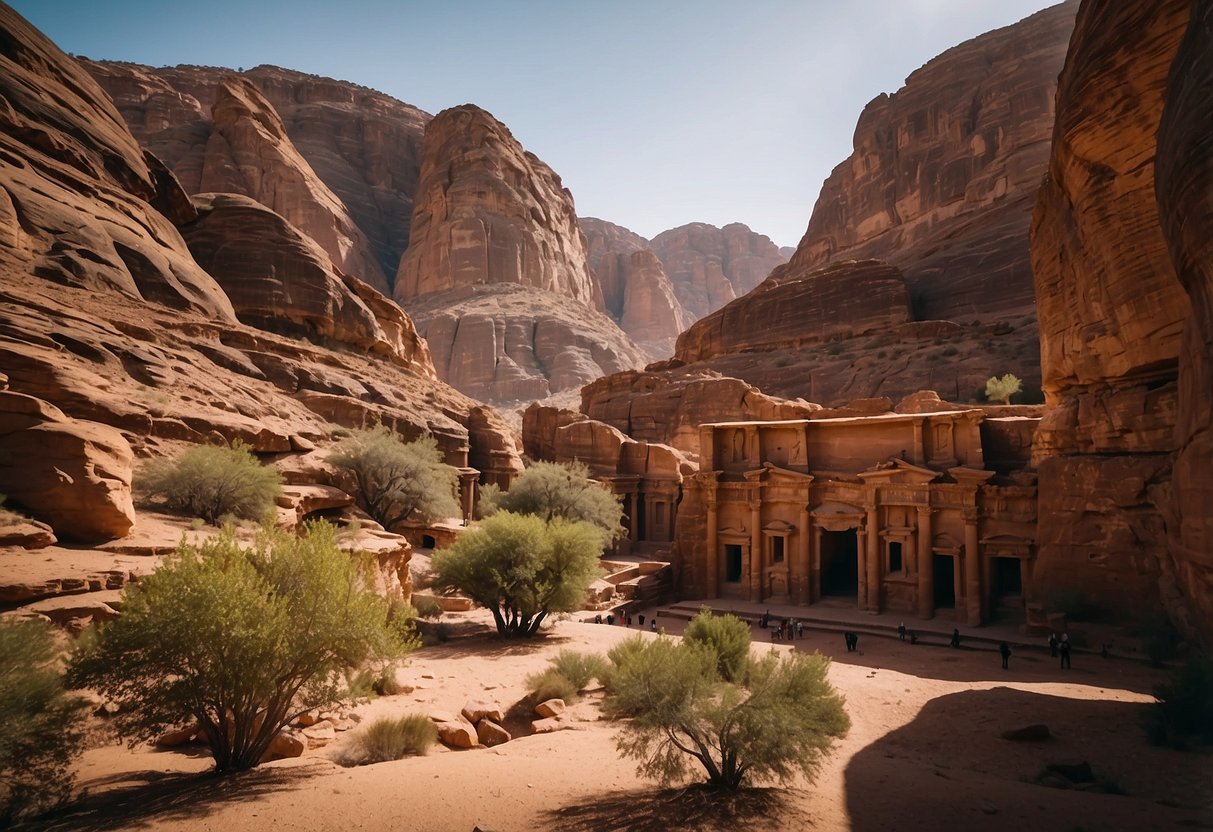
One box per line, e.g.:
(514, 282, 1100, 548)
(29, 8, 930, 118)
(23, 610, 1213, 832)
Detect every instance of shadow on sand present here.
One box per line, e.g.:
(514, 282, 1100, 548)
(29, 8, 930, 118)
(545, 784, 810, 832)
(843, 686, 1213, 831)
(424, 630, 577, 660)
(24, 763, 321, 832)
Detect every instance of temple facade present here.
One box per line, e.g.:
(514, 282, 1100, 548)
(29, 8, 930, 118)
(673, 410, 1038, 625)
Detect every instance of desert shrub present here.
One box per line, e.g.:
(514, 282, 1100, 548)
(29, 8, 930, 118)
(602, 634, 650, 695)
(327, 427, 460, 529)
(138, 440, 282, 525)
(526, 667, 579, 703)
(411, 595, 445, 620)
(682, 609, 751, 683)
(339, 714, 437, 766)
(1146, 652, 1213, 749)
(432, 512, 603, 637)
(482, 461, 624, 542)
(985, 373, 1023, 405)
(70, 522, 412, 773)
(604, 637, 849, 790)
(547, 649, 609, 691)
(0, 618, 88, 825)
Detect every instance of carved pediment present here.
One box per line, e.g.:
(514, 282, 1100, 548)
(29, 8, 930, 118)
(858, 457, 941, 485)
(763, 519, 796, 533)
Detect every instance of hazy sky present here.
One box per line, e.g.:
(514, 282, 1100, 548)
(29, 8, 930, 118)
(13, 1, 1058, 248)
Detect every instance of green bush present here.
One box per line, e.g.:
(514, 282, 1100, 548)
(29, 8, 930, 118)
(602, 635, 650, 696)
(482, 461, 624, 543)
(432, 512, 603, 638)
(327, 427, 460, 530)
(1146, 651, 1213, 749)
(604, 637, 849, 790)
(547, 649, 609, 691)
(682, 608, 751, 683)
(0, 618, 88, 824)
(339, 714, 437, 765)
(70, 522, 412, 773)
(411, 595, 445, 620)
(526, 667, 579, 703)
(138, 440, 282, 525)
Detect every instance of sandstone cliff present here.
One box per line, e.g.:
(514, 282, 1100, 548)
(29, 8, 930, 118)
(394, 105, 645, 404)
(581, 217, 690, 359)
(0, 4, 522, 541)
(786, 1, 1078, 323)
(1030, 0, 1204, 634)
(84, 60, 422, 292)
(649, 222, 787, 323)
(394, 105, 598, 306)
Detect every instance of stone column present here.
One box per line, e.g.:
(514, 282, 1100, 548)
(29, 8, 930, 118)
(705, 495, 718, 599)
(628, 491, 640, 542)
(749, 497, 762, 603)
(964, 509, 981, 626)
(917, 504, 933, 619)
(812, 525, 823, 603)
(797, 504, 811, 605)
(856, 527, 867, 611)
(457, 469, 479, 524)
(866, 502, 881, 612)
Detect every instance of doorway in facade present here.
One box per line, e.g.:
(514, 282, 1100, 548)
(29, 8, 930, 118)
(933, 554, 956, 608)
(820, 530, 859, 596)
(992, 556, 1024, 622)
(724, 544, 743, 584)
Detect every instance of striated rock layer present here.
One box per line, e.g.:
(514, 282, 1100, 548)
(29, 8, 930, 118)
(395, 105, 598, 307)
(787, 1, 1078, 323)
(1030, 0, 1209, 636)
(84, 60, 427, 292)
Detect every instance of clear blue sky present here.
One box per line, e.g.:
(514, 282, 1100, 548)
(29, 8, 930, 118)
(12, 0, 1058, 248)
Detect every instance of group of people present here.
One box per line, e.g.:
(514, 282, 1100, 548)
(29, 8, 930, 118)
(594, 612, 659, 632)
(1049, 631, 1073, 668)
(760, 611, 804, 641)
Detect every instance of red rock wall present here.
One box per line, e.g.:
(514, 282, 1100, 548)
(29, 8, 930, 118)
(1030, 0, 1203, 631)
(790, 1, 1078, 323)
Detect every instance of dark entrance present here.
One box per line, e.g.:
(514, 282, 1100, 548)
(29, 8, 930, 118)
(724, 544, 743, 583)
(933, 554, 956, 608)
(820, 530, 859, 596)
(992, 556, 1024, 622)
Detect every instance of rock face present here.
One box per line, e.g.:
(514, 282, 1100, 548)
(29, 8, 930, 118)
(0, 4, 522, 528)
(649, 222, 788, 323)
(181, 192, 434, 374)
(0, 392, 135, 542)
(581, 217, 690, 359)
(394, 106, 645, 404)
(84, 61, 428, 291)
(1030, 0, 1205, 633)
(0, 7, 234, 321)
(787, 1, 1078, 323)
(395, 105, 598, 307)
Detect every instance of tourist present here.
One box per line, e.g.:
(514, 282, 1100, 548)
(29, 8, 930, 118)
(950, 628, 961, 648)
(626, 614, 632, 627)
(842, 631, 851, 652)
(1049, 632, 1058, 657)
(606, 613, 614, 626)
(898, 621, 907, 641)
(909, 630, 918, 645)
(850, 632, 859, 652)
(594, 613, 602, 624)
(797, 620, 804, 639)
(638, 613, 645, 628)
(650, 619, 657, 632)
(999, 641, 1012, 669)
(1059, 637, 1071, 669)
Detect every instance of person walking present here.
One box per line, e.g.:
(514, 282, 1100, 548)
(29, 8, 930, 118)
(898, 621, 907, 641)
(999, 641, 1012, 670)
(1049, 632, 1058, 657)
(950, 628, 961, 648)
(1059, 638, 1072, 669)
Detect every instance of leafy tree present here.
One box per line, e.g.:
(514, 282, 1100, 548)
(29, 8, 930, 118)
(0, 619, 87, 824)
(683, 608, 751, 683)
(327, 427, 459, 530)
(432, 511, 603, 637)
(604, 635, 849, 791)
(481, 461, 624, 542)
(70, 522, 412, 773)
(984, 373, 1023, 405)
(138, 440, 282, 525)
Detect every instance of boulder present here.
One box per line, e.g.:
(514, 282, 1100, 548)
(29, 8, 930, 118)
(534, 699, 566, 719)
(435, 719, 479, 749)
(0, 514, 56, 549)
(261, 727, 306, 762)
(155, 723, 200, 747)
(475, 719, 511, 747)
(461, 701, 504, 725)
(0, 392, 135, 542)
(530, 717, 564, 735)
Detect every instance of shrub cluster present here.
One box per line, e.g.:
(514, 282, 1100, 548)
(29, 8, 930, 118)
(337, 714, 437, 766)
(138, 440, 282, 525)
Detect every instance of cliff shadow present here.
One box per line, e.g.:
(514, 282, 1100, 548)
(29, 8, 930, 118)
(544, 784, 811, 832)
(843, 687, 1213, 832)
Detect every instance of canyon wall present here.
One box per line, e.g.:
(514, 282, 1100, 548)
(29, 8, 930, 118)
(1030, 0, 1205, 634)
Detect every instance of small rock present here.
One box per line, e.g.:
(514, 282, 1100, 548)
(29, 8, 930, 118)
(436, 720, 478, 749)
(462, 700, 503, 724)
(155, 723, 199, 747)
(476, 719, 511, 747)
(534, 698, 566, 719)
(531, 717, 563, 734)
(261, 727, 305, 763)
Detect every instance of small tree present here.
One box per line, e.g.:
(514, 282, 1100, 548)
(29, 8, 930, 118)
(604, 636, 849, 791)
(984, 373, 1023, 405)
(482, 461, 624, 542)
(0, 619, 87, 824)
(328, 427, 459, 529)
(683, 608, 751, 683)
(70, 522, 411, 773)
(431, 511, 603, 637)
(138, 440, 282, 525)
